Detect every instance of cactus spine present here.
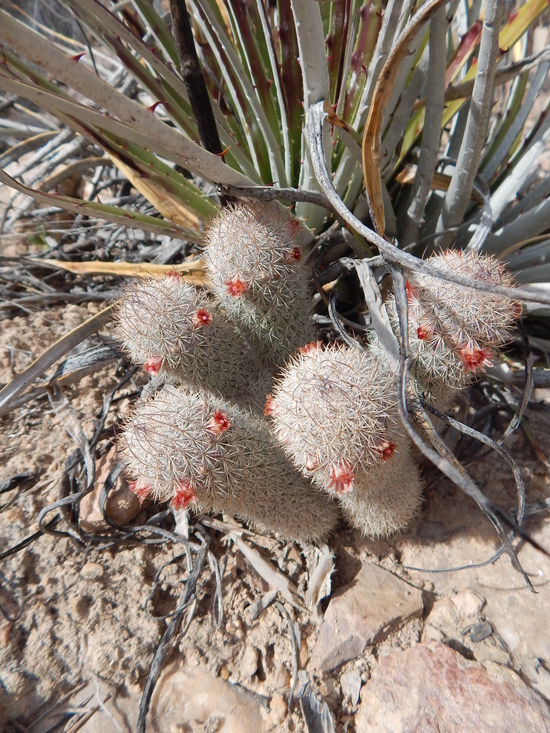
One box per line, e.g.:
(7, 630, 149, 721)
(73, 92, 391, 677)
(268, 342, 423, 538)
(205, 202, 315, 367)
(114, 274, 270, 409)
(119, 386, 339, 542)
(381, 250, 521, 400)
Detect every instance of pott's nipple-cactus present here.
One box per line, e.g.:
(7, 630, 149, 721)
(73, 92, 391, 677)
(114, 273, 271, 409)
(379, 250, 521, 401)
(267, 341, 422, 538)
(205, 202, 315, 366)
(119, 385, 339, 542)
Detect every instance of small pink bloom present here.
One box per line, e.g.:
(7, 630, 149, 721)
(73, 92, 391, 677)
(143, 356, 163, 375)
(283, 246, 302, 263)
(129, 479, 153, 504)
(225, 277, 248, 297)
(458, 345, 494, 373)
(206, 409, 231, 435)
(192, 307, 213, 328)
(166, 271, 182, 282)
(375, 440, 396, 462)
(299, 340, 322, 354)
(405, 280, 418, 303)
(264, 394, 279, 417)
(170, 482, 196, 511)
(305, 454, 320, 471)
(328, 461, 354, 494)
(417, 326, 429, 341)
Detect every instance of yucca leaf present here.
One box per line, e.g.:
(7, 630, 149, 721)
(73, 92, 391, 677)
(0, 74, 253, 188)
(0, 165, 202, 241)
(362, 0, 447, 236)
(275, 0, 303, 187)
(291, 0, 330, 229)
(189, 0, 287, 186)
(131, 0, 179, 66)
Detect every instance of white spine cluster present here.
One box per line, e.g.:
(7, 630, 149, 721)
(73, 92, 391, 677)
(119, 386, 339, 542)
(205, 202, 315, 366)
(114, 274, 270, 409)
(267, 342, 422, 537)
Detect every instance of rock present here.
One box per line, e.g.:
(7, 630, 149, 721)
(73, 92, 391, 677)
(79, 447, 140, 533)
(268, 695, 287, 726)
(240, 646, 259, 679)
(340, 669, 362, 705)
(150, 662, 264, 733)
(521, 658, 550, 702)
(356, 640, 550, 733)
(451, 589, 486, 618)
(271, 662, 291, 690)
(311, 563, 423, 672)
(80, 562, 104, 581)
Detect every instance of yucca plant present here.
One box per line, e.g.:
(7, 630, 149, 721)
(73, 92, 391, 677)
(1, 1, 550, 560)
(3, 2, 550, 730)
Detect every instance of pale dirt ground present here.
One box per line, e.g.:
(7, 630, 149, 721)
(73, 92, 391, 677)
(1, 298, 550, 732)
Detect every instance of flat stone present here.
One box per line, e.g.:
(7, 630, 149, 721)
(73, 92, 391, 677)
(80, 562, 104, 581)
(451, 589, 486, 618)
(79, 447, 140, 533)
(356, 641, 550, 733)
(150, 661, 263, 733)
(239, 645, 259, 679)
(311, 563, 423, 672)
(340, 669, 362, 705)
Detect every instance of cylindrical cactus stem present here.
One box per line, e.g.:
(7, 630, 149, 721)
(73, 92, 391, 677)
(339, 447, 423, 539)
(267, 341, 422, 537)
(268, 342, 402, 491)
(379, 250, 521, 402)
(119, 386, 339, 543)
(205, 202, 315, 366)
(113, 274, 271, 410)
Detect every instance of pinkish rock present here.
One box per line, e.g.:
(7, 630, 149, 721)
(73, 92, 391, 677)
(356, 640, 550, 732)
(79, 447, 140, 532)
(311, 563, 423, 672)
(451, 589, 486, 618)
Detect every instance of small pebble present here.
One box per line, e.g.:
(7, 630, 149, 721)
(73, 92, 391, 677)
(451, 589, 486, 618)
(239, 646, 259, 679)
(268, 695, 287, 725)
(341, 669, 362, 705)
(80, 562, 104, 580)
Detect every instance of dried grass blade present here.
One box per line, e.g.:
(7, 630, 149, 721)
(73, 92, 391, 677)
(0, 306, 113, 416)
(39, 259, 207, 283)
(230, 533, 304, 609)
(0, 164, 202, 241)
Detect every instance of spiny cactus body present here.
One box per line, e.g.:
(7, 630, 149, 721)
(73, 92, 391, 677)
(114, 274, 270, 409)
(267, 342, 422, 537)
(205, 202, 315, 366)
(338, 446, 423, 538)
(381, 250, 520, 398)
(119, 386, 339, 542)
(268, 342, 402, 491)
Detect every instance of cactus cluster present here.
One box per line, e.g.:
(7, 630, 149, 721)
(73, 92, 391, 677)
(115, 203, 520, 542)
(379, 250, 521, 403)
(120, 386, 338, 542)
(266, 342, 423, 538)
